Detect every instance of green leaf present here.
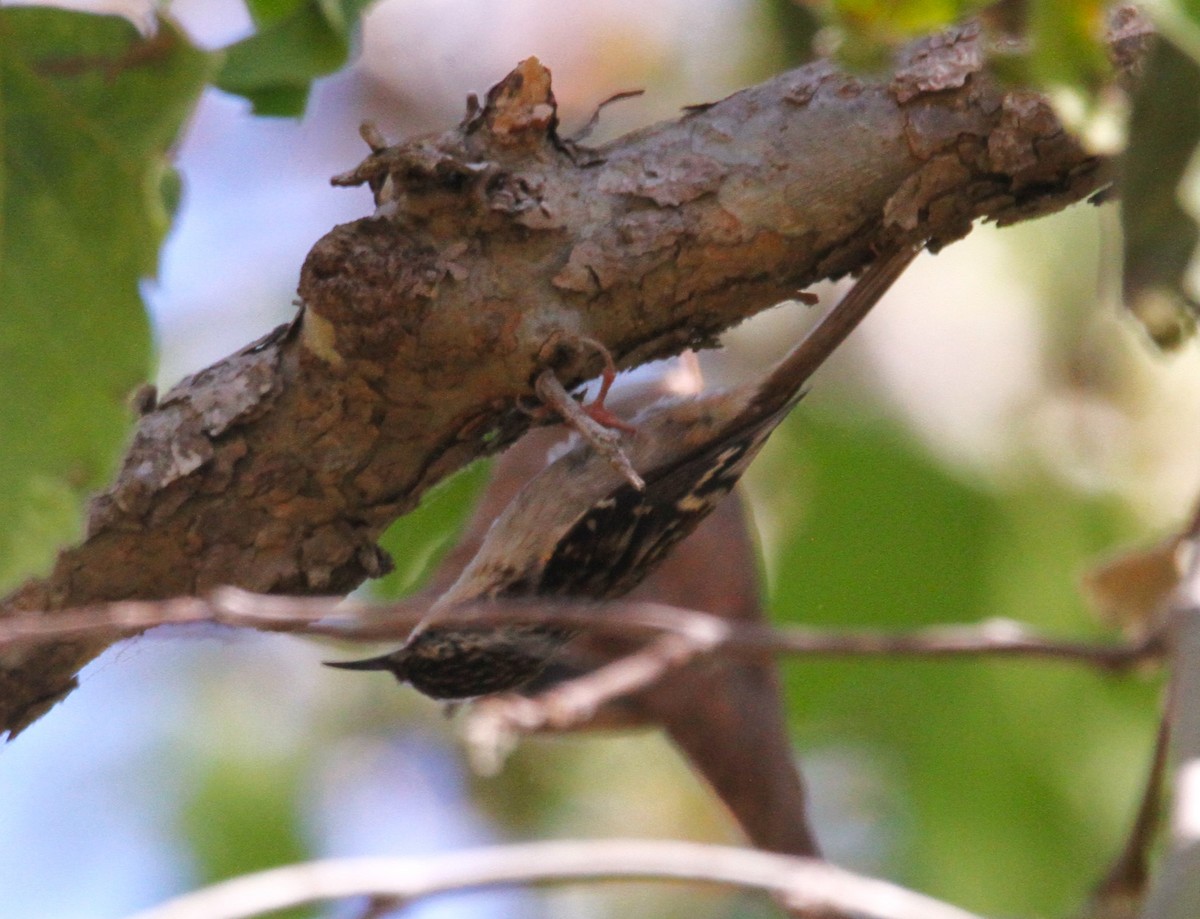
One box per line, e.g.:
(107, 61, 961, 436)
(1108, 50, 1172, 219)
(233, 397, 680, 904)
(766, 413, 998, 633)
(1120, 35, 1200, 348)
(180, 754, 312, 919)
(245, 0, 309, 28)
(766, 411, 1156, 916)
(827, 0, 986, 69)
(0, 9, 212, 592)
(832, 0, 980, 36)
(371, 461, 492, 599)
(1027, 0, 1110, 92)
(1147, 1, 1200, 65)
(759, 0, 822, 68)
(215, 0, 375, 117)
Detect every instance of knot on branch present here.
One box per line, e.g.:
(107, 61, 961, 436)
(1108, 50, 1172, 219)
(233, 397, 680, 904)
(307, 59, 574, 372)
(330, 58, 561, 220)
(474, 56, 559, 149)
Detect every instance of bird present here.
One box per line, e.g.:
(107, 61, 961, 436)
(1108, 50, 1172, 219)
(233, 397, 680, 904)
(328, 246, 921, 699)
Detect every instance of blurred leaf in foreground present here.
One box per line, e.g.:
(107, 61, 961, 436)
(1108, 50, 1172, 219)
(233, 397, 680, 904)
(179, 739, 312, 919)
(371, 461, 492, 599)
(1026, 0, 1110, 94)
(216, 0, 375, 116)
(0, 8, 211, 591)
(766, 410, 1156, 916)
(1120, 33, 1200, 348)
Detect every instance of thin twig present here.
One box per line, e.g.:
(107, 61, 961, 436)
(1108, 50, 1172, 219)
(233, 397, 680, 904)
(569, 88, 646, 143)
(464, 613, 1158, 770)
(1083, 687, 1171, 917)
(465, 621, 730, 772)
(1138, 538, 1200, 919)
(121, 838, 988, 919)
(0, 590, 1157, 671)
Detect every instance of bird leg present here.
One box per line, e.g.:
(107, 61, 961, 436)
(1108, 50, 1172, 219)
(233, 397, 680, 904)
(534, 369, 644, 490)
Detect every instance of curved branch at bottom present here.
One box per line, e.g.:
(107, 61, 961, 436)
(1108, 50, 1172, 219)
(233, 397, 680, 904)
(123, 839, 986, 919)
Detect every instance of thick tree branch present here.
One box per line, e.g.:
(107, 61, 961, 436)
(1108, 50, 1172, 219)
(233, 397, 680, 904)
(0, 19, 1147, 737)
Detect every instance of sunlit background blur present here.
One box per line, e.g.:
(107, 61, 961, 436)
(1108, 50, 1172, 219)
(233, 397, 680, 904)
(4, 1, 1199, 918)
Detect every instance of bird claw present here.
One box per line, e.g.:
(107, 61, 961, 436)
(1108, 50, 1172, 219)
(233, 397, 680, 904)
(533, 365, 644, 491)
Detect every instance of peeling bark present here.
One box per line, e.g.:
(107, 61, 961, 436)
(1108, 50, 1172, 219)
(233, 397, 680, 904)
(0, 21, 1142, 737)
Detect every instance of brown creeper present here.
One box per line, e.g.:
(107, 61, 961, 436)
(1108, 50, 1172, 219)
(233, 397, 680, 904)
(329, 246, 920, 698)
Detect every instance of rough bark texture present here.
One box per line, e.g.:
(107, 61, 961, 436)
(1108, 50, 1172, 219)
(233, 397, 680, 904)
(0, 21, 1138, 737)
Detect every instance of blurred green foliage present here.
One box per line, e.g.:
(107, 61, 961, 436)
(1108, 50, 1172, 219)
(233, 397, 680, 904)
(216, 0, 376, 116)
(372, 461, 492, 599)
(828, 0, 989, 69)
(0, 1, 374, 595)
(1024, 0, 1110, 92)
(1122, 29, 1200, 347)
(761, 0, 822, 67)
(180, 753, 314, 919)
(769, 0, 1110, 87)
(0, 9, 211, 592)
(768, 409, 1159, 916)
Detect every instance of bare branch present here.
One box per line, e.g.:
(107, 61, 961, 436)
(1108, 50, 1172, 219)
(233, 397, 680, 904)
(1084, 690, 1170, 918)
(464, 624, 728, 773)
(1138, 539, 1200, 919)
(121, 839, 988, 919)
(0, 590, 1155, 672)
(463, 612, 1158, 769)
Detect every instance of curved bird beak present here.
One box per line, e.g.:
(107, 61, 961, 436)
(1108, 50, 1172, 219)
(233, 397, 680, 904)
(323, 653, 398, 672)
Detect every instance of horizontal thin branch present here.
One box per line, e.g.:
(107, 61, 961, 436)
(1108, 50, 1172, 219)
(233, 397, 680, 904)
(0, 588, 1158, 670)
(122, 839, 987, 919)
(462, 607, 1161, 766)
